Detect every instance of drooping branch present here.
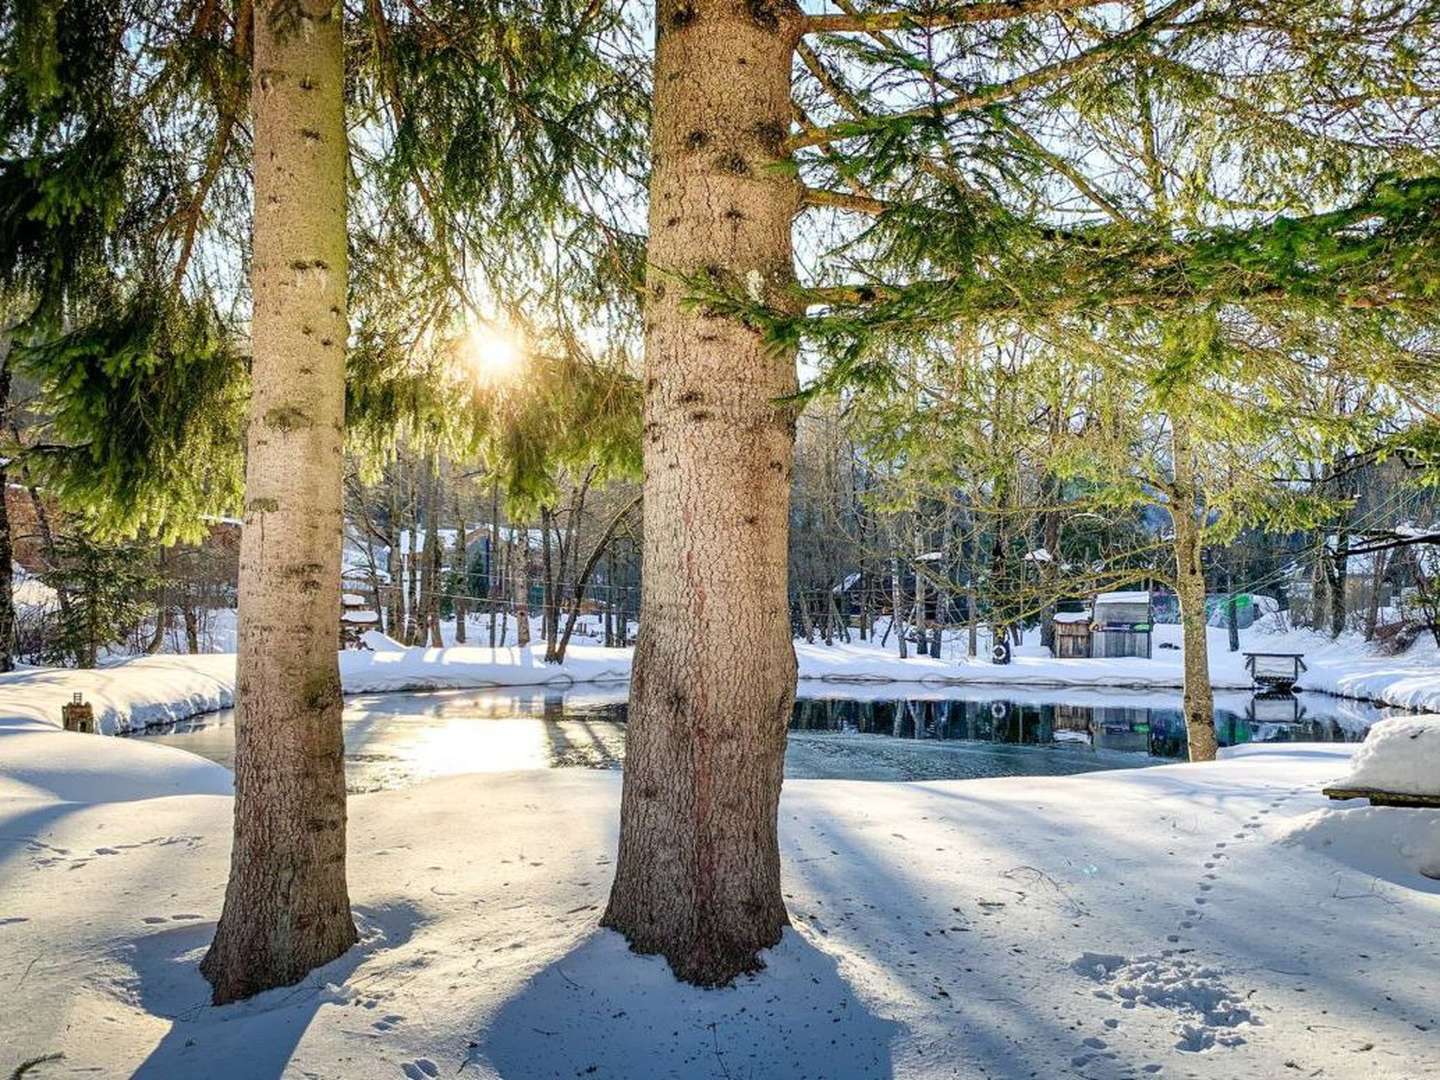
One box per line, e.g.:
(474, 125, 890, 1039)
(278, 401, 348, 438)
(170, 0, 253, 289)
(786, 0, 1197, 152)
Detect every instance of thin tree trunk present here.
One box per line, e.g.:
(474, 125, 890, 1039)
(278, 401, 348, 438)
(512, 528, 530, 648)
(452, 492, 467, 644)
(1363, 547, 1388, 641)
(890, 526, 907, 659)
(202, 0, 356, 1003)
(541, 505, 560, 660)
(1225, 564, 1240, 653)
(1170, 419, 1218, 763)
(0, 354, 13, 671)
(183, 601, 200, 654)
(24, 482, 73, 657)
(603, 0, 801, 987)
(552, 495, 640, 664)
(488, 478, 500, 647)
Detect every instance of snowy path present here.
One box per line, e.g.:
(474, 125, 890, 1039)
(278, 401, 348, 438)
(1, 742, 1435, 1078)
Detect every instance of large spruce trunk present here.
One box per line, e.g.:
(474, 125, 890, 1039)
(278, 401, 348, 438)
(601, 0, 802, 987)
(202, 0, 357, 1004)
(1170, 419, 1218, 763)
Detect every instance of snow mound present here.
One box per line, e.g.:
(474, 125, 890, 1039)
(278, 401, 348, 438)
(0, 731, 232, 802)
(1279, 806, 1440, 886)
(1332, 714, 1440, 796)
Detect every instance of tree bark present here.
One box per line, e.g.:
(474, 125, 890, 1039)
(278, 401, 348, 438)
(1170, 419, 1218, 763)
(1363, 547, 1388, 641)
(202, 0, 357, 1004)
(0, 354, 13, 672)
(511, 527, 530, 647)
(602, 0, 802, 987)
(452, 492, 467, 645)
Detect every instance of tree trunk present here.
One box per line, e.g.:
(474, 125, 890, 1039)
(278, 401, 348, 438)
(602, 0, 801, 987)
(1225, 559, 1240, 654)
(1363, 547, 1388, 641)
(0, 355, 13, 672)
(541, 505, 560, 660)
(890, 537, 907, 659)
(552, 495, 639, 664)
(202, 0, 357, 1004)
(184, 601, 200, 654)
(511, 528, 530, 647)
(1170, 420, 1218, 763)
(1326, 534, 1349, 638)
(488, 479, 500, 647)
(452, 493, 467, 645)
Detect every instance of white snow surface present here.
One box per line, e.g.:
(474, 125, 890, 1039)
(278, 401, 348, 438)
(1329, 714, 1440, 796)
(2, 730, 1438, 1078)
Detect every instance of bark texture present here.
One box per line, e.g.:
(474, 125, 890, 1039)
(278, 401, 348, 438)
(601, 0, 802, 987)
(201, 0, 357, 1004)
(0, 353, 14, 672)
(1170, 420, 1218, 763)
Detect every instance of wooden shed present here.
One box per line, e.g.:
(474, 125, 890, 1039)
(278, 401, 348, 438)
(1090, 591, 1153, 659)
(1052, 611, 1093, 658)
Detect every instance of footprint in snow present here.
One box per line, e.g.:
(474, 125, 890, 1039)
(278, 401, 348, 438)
(401, 1060, 439, 1079)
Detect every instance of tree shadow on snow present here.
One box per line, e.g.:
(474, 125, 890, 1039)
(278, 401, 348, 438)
(471, 927, 904, 1080)
(127, 900, 424, 1079)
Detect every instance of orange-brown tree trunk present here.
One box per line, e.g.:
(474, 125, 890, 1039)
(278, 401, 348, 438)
(601, 0, 803, 987)
(202, 0, 357, 1004)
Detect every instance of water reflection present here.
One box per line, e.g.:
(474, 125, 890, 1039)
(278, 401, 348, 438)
(788, 690, 1374, 762)
(128, 685, 1394, 792)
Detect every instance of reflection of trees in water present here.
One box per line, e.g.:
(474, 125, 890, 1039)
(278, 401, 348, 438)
(787, 694, 1367, 760)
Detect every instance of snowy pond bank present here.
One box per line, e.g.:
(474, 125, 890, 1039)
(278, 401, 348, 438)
(1, 621, 1437, 739)
(124, 684, 1400, 792)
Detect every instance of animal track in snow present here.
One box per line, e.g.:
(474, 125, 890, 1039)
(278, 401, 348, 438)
(1071, 951, 1259, 1053)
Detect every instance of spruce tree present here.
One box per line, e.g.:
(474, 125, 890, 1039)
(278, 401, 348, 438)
(200, 0, 357, 1004)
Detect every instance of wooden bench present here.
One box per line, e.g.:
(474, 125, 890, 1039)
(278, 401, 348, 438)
(1322, 786, 1440, 808)
(1244, 652, 1307, 690)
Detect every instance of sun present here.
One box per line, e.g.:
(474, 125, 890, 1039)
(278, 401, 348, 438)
(462, 323, 524, 385)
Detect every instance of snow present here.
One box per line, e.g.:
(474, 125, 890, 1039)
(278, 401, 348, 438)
(11, 574, 57, 610)
(1095, 590, 1151, 604)
(2, 730, 1437, 1078)
(1053, 611, 1090, 623)
(1329, 714, 1440, 796)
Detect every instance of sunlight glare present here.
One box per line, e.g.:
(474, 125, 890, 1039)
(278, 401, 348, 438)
(463, 323, 524, 385)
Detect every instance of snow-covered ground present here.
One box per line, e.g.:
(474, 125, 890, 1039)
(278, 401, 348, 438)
(2, 620, 1436, 737)
(1, 716, 1436, 1079)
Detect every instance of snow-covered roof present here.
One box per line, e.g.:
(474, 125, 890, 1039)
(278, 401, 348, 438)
(1053, 611, 1090, 624)
(341, 592, 367, 605)
(1095, 591, 1150, 605)
(832, 572, 861, 595)
(914, 551, 943, 562)
(341, 610, 380, 624)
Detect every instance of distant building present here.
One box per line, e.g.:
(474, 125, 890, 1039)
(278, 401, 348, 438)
(1051, 592, 1154, 660)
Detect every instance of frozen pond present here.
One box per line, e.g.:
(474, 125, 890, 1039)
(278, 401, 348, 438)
(125, 684, 1398, 792)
